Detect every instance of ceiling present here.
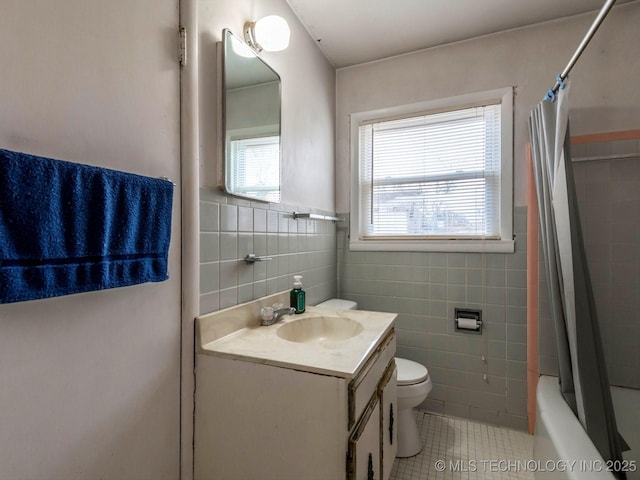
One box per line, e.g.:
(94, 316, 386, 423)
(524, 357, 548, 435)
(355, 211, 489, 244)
(285, 0, 632, 68)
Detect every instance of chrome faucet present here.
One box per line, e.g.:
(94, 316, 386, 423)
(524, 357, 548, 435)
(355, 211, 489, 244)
(260, 306, 296, 326)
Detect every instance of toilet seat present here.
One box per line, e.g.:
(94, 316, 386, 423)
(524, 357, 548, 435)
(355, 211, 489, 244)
(395, 358, 429, 386)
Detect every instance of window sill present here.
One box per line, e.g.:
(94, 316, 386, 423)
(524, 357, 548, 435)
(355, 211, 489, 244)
(349, 239, 515, 253)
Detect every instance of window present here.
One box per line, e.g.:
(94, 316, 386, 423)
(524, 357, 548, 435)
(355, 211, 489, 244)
(227, 135, 280, 203)
(350, 88, 513, 252)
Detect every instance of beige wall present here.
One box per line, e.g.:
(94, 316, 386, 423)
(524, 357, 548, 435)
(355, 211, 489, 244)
(2, 0, 637, 476)
(335, 2, 640, 211)
(334, 1, 640, 430)
(199, 0, 336, 211)
(189, 0, 337, 475)
(0, 1, 181, 479)
(196, 0, 338, 313)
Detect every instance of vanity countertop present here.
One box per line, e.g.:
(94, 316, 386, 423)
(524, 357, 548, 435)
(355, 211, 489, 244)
(197, 302, 396, 379)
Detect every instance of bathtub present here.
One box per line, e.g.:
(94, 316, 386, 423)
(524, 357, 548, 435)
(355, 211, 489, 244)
(534, 375, 638, 480)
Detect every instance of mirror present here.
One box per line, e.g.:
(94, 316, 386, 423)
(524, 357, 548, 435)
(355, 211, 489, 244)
(221, 29, 282, 203)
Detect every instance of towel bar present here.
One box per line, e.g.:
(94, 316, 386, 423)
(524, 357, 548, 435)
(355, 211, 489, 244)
(244, 254, 272, 264)
(292, 211, 343, 223)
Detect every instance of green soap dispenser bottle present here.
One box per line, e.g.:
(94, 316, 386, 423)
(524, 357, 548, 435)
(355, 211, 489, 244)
(290, 275, 305, 314)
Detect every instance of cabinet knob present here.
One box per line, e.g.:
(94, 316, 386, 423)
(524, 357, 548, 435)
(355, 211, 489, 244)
(367, 453, 375, 480)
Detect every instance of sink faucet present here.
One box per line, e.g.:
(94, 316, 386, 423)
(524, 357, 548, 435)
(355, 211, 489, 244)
(260, 306, 296, 326)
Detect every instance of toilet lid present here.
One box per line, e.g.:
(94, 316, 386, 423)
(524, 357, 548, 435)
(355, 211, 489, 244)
(395, 358, 429, 386)
(315, 299, 358, 310)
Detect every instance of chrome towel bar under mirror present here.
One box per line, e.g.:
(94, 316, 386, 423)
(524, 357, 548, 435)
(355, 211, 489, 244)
(292, 212, 344, 223)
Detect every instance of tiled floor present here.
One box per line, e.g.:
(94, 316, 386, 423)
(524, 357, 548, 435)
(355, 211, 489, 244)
(390, 412, 534, 480)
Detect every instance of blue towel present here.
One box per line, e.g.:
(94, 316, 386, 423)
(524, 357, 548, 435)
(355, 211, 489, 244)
(0, 148, 174, 303)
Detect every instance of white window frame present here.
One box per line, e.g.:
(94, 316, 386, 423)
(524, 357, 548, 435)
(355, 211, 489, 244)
(349, 88, 514, 253)
(227, 134, 280, 197)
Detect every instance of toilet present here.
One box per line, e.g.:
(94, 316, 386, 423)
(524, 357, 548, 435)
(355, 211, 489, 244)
(316, 299, 433, 458)
(394, 357, 432, 457)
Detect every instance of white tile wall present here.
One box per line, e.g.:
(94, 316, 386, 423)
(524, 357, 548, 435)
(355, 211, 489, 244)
(200, 191, 529, 429)
(199, 188, 338, 315)
(338, 206, 529, 430)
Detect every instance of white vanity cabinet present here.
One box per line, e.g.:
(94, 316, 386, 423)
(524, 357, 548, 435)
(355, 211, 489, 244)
(347, 360, 397, 480)
(195, 326, 397, 480)
(347, 331, 397, 480)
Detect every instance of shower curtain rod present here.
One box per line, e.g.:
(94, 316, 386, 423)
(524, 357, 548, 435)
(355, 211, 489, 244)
(545, 0, 617, 99)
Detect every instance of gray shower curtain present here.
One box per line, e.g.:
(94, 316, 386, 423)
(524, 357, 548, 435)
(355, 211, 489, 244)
(529, 81, 627, 478)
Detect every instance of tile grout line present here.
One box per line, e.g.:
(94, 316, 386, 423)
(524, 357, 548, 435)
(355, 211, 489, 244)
(390, 412, 534, 480)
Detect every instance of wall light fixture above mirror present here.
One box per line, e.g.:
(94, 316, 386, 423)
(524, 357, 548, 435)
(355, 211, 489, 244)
(220, 29, 282, 203)
(244, 15, 291, 53)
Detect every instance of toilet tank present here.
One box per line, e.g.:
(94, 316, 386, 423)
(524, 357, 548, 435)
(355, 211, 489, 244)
(315, 299, 358, 310)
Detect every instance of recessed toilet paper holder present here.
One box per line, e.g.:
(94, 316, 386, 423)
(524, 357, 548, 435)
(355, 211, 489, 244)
(454, 308, 482, 334)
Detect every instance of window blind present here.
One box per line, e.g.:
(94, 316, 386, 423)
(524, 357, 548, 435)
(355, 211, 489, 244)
(359, 104, 501, 239)
(228, 135, 280, 202)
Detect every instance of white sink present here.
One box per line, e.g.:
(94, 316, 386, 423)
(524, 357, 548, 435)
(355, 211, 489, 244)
(198, 301, 396, 378)
(277, 316, 364, 344)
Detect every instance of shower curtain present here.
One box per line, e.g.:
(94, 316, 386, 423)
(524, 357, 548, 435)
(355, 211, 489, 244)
(529, 81, 627, 478)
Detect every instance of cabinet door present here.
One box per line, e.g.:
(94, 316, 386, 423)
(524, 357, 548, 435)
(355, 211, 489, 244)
(348, 396, 381, 480)
(379, 362, 397, 480)
(349, 330, 395, 429)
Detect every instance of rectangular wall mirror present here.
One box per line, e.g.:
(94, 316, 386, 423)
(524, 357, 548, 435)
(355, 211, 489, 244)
(221, 29, 282, 203)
